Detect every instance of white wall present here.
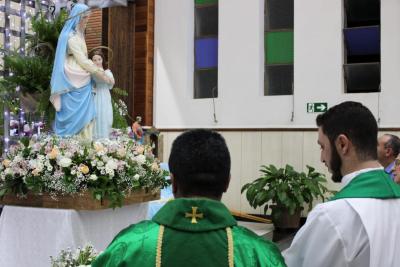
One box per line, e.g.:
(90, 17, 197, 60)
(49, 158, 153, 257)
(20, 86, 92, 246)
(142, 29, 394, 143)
(154, 0, 400, 128)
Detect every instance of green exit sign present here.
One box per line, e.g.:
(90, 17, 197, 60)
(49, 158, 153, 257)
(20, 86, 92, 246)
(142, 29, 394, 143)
(307, 103, 328, 113)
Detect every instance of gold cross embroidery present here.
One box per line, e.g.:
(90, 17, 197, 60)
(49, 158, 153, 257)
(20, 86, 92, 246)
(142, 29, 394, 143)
(185, 206, 203, 224)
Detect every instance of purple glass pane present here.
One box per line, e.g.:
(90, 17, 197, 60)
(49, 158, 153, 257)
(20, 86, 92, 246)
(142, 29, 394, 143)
(195, 38, 218, 69)
(344, 26, 380, 56)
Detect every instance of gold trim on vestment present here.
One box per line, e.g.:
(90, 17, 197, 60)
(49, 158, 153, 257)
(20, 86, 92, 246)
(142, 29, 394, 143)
(156, 225, 165, 267)
(226, 227, 234, 267)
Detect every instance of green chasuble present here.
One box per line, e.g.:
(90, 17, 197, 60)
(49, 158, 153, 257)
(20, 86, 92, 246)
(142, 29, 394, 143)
(331, 170, 400, 200)
(92, 198, 286, 267)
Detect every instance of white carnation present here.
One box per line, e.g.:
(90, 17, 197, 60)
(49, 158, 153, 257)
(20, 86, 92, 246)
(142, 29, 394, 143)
(59, 157, 72, 168)
(105, 159, 118, 170)
(89, 174, 98, 181)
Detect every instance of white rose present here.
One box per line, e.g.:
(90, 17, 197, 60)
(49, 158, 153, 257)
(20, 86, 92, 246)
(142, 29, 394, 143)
(133, 174, 140, 180)
(135, 155, 146, 165)
(59, 157, 72, 168)
(89, 174, 98, 181)
(105, 159, 118, 170)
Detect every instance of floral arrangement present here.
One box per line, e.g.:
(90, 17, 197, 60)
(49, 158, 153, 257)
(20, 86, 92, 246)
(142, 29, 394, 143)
(0, 133, 169, 208)
(50, 245, 98, 267)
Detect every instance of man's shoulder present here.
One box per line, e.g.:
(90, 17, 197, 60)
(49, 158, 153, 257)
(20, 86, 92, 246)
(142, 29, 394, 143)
(305, 199, 355, 224)
(92, 220, 159, 267)
(111, 220, 159, 243)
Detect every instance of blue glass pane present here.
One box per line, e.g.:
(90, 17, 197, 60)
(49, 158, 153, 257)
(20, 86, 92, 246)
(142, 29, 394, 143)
(344, 26, 380, 56)
(195, 38, 218, 69)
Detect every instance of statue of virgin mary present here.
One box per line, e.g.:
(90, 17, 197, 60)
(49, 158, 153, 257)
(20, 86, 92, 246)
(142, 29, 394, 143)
(50, 3, 111, 139)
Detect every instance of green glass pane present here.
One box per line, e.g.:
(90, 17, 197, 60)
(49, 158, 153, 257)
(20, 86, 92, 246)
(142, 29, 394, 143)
(265, 31, 294, 64)
(195, 0, 218, 5)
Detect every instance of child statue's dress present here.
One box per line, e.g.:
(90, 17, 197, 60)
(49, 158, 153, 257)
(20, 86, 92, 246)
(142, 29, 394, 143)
(93, 69, 114, 139)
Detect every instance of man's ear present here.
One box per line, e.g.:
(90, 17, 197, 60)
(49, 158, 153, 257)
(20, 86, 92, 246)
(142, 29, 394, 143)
(335, 134, 350, 155)
(386, 147, 393, 157)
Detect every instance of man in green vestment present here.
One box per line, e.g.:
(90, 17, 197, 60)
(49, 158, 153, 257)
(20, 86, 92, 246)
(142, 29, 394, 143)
(92, 129, 287, 267)
(283, 101, 400, 267)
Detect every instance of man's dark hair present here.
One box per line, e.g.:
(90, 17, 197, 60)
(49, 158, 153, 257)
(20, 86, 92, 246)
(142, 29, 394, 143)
(316, 101, 378, 161)
(168, 129, 231, 198)
(384, 134, 400, 158)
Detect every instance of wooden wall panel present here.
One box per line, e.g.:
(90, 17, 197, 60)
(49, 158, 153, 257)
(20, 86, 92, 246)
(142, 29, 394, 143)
(108, 4, 136, 120)
(90, 1, 154, 126)
(134, 0, 154, 126)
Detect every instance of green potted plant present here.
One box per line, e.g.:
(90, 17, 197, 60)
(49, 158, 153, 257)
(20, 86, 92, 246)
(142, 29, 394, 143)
(241, 164, 331, 229)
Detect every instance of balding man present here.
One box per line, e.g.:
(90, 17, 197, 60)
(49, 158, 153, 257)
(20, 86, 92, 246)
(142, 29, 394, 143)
(377, 134, 400, 180)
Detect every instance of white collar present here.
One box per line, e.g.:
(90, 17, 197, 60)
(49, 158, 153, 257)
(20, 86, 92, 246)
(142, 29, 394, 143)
(341, 167, 383, 187)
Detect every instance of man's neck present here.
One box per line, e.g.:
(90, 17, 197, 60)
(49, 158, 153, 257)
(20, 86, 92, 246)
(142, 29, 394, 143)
(341, 159, 382, 177)
(174, 194, 222, 201)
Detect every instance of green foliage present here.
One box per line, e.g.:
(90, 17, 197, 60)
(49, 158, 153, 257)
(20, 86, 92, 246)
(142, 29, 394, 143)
(27, 10, 68, 59)
(111, 87, 129, 129)
(50, 244, 98, 266)
(0, 10, 67, 122)
(1, 52, 53, 95)
(112, 99, 129, 129)
(241, 164, 332, 216)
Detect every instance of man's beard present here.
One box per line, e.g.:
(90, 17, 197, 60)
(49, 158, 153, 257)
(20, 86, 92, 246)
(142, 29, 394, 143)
(330, 144, 343, 183)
